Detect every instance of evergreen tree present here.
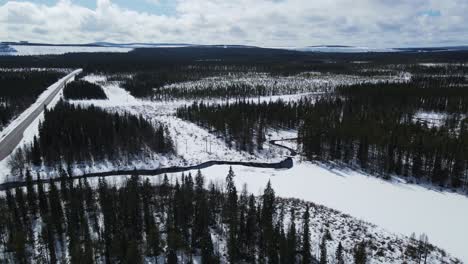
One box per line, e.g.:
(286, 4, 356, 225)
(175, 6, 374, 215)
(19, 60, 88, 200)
(354, 241, 367, 264)
(287, 208, 297, 262)
(302, 205, 312, 264)
(25, 170, 37, 216)
(320, 235, 328, 264)
(335, 242, 345, 264)
(225, 167, 239, 263)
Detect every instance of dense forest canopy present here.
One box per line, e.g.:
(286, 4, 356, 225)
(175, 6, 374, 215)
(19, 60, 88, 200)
(1, 47, 468, 73)
(0, 47, 466, 263)
(63, 80, 107, 100)
(0, 70, 64, 130)
(122, 71, 330, 100)
(177, 100, 309, 152)
(177, 74, 468, 189)
(0, 169, 440, 263)
(10, 101, 173, 171)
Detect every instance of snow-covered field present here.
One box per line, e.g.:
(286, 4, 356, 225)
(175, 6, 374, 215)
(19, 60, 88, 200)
(85, 76, 468, 262)
(280, 46, 398, 53)
(0, 67, 71, 72)
(1, 45, 132, 56)
(163, 159, 468, 263)
(2, 72, 467, 262)
(413, 111, 448, 128)
(152, 71, 411, 100)
(83, 171, 460, 263)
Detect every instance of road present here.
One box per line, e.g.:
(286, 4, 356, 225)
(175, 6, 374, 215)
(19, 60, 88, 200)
(0, 69, 82, 162)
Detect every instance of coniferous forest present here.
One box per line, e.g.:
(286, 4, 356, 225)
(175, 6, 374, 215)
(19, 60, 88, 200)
(0, 169, 315, 264)
(176, 100, 307, 152)
(0, 70, 64, 129)
(1, 48, 467, 263)
(10, 101, 173, 170)
(176, 75, 468, 189)
(0, 168, 439, 264)
(63, 80, 108, 100)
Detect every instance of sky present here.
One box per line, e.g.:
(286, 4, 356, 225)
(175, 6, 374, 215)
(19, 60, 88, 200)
(0, 0, 467, 48)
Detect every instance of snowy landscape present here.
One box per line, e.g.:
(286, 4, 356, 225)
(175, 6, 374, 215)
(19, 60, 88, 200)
(0, 44, 133, 56)
(2, 0, 468, 262)
(1, 39, 468, 264)
(1, 58, 467, 262)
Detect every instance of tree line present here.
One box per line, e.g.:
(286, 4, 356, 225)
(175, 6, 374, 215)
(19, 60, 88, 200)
(0, 167, 400, 263)
(122, 71, 325, 100)
(299, 96, 468, 188)
(2, 47, 468, 74)
(337, 77, 468, 113)
(63, 80, 108, 100)
(9, 101, 173, 172)
(0, 70, 64, 130)
(176, 75, 468, 189)
(176, 100, 310, 153)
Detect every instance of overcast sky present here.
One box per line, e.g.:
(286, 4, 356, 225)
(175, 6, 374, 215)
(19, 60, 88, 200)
(0, 0, 467, 48)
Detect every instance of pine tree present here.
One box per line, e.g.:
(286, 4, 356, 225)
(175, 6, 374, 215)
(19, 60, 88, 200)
(225, 167, 239, 263)
(287, 208, 297, 262)
(193, 169, 209, 249)
(302, 205, 312, 264)
(25, 170, 37, 216)
(262, 180, 276, 262)
(245, 194, 258, 261)
(200, 230, 216, 264)
(31, 135, 42, 166)
(354, 241, 367, 264)
(335, 242, 345, 264)
(37, 174, 49, 217)
(320, 235, 327, 264)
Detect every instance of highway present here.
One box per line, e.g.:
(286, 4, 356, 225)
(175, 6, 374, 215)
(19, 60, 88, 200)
(0, 69, 82, 162)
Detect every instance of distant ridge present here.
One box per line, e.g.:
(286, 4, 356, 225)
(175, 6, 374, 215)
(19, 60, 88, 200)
(0, 43, 16, 54)
(2, 41, 468, 53)
(288, 45, 468, 53)
(2, 41, 258, 49)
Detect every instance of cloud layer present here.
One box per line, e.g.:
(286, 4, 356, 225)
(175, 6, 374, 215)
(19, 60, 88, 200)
(1, 0, 467, 47)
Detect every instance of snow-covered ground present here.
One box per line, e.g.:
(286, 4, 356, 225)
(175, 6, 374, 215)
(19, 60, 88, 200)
(278, 46, 398, 53)
(1, 45, 132, 56)
(413, 111, 448, 128)
(2, 72, 467, 262)
(0, 68, 71, 73)
(102, 74, 466, 262)
(418, 63, 468, 67)
(163, 158, 468, 263)
(153, 71, 410, 100)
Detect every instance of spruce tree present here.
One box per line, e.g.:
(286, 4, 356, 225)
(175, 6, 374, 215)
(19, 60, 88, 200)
(335, 242, 345, 264)
(320, 235, 327, 264)
(25, 170, 37, 216)
(354, 241, 367, 264)
(302, 205, 312, 264)
(225, 167, 238, 263)
(287, 208, 297, 262)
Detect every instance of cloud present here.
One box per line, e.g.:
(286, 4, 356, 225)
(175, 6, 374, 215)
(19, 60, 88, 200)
(0, 0, 467, 47)
(145, 0, 160, 4)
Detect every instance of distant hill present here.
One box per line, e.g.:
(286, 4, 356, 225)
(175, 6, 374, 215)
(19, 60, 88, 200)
(2, 41, 468, 55)
(287, 45, 468, 53)
(0, 44, 17, 54)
